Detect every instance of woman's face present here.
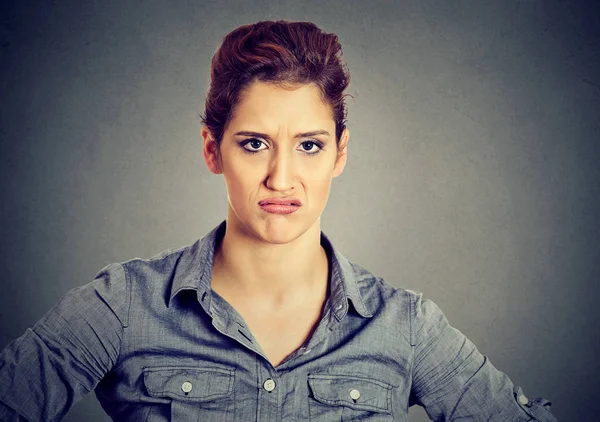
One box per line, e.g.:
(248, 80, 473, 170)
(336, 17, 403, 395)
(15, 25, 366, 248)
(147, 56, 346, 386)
(202, 81, 349, 244)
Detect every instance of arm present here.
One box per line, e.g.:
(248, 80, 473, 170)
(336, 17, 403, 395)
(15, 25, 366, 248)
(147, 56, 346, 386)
(408, 292, 557, 421)
(0, 263, 129, 422)
(0, 400, 29, 421)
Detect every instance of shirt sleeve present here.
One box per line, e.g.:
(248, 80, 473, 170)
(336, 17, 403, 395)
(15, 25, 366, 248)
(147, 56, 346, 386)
(0, 262, 129, 422)
(408, 291, 557, 421)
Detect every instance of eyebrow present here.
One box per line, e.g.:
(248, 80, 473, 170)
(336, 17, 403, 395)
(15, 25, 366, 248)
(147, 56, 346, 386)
(233, 130, 331, 140)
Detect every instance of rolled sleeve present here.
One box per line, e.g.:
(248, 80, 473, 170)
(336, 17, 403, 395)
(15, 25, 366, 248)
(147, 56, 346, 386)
(409, 292, 557, 421)
(0, 263, 129, 422)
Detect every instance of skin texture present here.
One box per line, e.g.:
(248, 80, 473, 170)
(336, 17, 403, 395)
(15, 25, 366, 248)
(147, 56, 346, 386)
(201, 81, 349, 309)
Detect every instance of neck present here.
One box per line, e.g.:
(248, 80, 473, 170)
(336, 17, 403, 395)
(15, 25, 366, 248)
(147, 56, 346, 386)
(211, 213, 328, 307)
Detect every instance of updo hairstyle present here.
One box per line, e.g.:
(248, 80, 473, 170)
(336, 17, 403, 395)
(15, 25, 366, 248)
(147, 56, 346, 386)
(200, 20, 351, 150)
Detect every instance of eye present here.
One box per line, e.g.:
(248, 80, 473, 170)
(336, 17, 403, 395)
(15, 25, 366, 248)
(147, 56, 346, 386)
(241, 138, 267, 154)
(300, 140, 323, 154)
(239, 138, 324, 155)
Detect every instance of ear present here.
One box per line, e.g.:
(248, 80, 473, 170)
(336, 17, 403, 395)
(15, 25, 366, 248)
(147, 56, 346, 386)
(201, 125, 223, 174)
(332, 128, 349, 178)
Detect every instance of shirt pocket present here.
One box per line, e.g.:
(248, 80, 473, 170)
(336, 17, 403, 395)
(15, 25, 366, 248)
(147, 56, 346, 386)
(143, 365, 235, 422)
(307, 374, 394, 422)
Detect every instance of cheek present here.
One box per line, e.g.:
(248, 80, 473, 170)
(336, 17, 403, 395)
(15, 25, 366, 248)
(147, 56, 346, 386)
(306, 174, 333, 199)
(223, 166, 262, 205)
(304, 159, 335, 182)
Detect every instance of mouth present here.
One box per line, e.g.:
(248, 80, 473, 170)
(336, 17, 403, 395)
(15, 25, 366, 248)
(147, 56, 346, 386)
(258, 198, 302, 206)
(258, 198, 302, 215)
(258, 202, 300, 215)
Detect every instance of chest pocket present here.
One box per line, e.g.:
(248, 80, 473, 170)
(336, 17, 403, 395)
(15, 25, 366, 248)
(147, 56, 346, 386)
(143, 365, 235, 422)
(308, 374, 394, 421)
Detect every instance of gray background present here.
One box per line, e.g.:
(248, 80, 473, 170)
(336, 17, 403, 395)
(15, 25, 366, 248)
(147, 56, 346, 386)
(1, 1, 598, 421)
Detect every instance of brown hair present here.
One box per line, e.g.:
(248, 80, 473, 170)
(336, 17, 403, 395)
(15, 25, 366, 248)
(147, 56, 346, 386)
(200, 20, 350, 149)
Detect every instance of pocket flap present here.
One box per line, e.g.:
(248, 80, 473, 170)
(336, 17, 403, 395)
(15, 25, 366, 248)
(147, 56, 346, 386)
(143, 366, 234, 401)
(513, 385, 558, 421)
(308, 374, 392, 413)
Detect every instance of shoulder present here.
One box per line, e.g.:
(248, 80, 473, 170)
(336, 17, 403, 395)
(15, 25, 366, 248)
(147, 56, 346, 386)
(118, 243, 191, 282)
(344, 258, 425, 313)
(348, 260, 437, 319)
(70, 241, 197, 327)
(344, 258, 448, 341)
(119, 241, 199, 301)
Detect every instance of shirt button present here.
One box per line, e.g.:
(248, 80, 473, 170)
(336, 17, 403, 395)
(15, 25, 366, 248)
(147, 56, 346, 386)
(350, 388, 361, 400)
(263, 379, 276, 392)
(181, 381, 193, 394)
(518, 394, 529, 405)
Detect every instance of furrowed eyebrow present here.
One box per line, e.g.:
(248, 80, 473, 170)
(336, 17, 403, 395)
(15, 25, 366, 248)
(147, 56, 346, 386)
(234, 130, 330, 140)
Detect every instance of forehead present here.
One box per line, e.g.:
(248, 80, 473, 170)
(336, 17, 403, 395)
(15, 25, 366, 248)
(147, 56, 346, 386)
(228, 81, 334, 132)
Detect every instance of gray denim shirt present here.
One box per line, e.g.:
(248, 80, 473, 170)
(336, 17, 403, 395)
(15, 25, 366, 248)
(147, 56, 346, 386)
(0, 220, 556, 421)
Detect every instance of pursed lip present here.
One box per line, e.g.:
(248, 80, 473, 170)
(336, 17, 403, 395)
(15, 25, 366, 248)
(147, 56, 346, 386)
(258, 197, 302, 206)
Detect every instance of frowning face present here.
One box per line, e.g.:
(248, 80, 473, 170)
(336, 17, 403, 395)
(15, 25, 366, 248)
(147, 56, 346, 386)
(202, 81, 349, 245)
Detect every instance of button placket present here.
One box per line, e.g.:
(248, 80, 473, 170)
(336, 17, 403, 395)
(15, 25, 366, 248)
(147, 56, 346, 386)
(257, 371, 279, 421)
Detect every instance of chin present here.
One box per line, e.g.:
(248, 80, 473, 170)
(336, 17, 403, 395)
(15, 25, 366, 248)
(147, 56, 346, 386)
(230, 205, 319, 243)
(260, 219, 301, 239)
(257, 215, 314, 242)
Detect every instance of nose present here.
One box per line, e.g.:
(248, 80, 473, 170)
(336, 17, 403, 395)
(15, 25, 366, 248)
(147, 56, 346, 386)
(265, 148, 296, 192)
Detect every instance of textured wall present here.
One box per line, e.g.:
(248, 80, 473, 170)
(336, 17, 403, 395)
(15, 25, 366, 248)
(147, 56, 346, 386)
(1, 1, 598, 420)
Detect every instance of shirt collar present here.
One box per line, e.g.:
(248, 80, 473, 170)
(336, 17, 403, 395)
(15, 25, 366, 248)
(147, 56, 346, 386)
(168, 220, 372, 319)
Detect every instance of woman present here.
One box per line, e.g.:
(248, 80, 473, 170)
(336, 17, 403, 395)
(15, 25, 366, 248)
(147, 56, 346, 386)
(0, 20, 556, 421)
